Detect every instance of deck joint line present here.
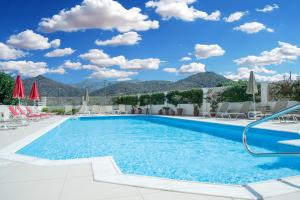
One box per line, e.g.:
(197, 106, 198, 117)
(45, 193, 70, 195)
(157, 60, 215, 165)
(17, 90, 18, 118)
(242, 184, 263, 200)
(278, 179, 300, 189)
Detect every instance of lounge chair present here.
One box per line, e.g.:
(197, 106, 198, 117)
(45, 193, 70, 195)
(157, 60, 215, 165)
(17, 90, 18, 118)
(221, 101, 252, 119)
(25, 106, 50, 118)
(16, 106, 41, 120)
(264, 101, 289, 122)
(199, 102, 229, 118)
(8, 106, 30, 126)
(215, 102, 230, 118)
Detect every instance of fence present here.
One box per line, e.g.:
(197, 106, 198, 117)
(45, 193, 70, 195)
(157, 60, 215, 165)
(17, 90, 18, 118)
(43, 96, 114, 106)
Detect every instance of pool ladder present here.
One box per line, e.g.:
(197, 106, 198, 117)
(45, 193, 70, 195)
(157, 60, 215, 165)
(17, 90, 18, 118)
(243, 103, 300, 157)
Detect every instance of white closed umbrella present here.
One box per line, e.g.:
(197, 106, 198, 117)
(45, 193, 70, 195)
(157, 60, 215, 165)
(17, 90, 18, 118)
(246, 71, 258, 117)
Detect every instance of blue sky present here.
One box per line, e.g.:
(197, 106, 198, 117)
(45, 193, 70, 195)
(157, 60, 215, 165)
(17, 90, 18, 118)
(0, 0, 299, 83)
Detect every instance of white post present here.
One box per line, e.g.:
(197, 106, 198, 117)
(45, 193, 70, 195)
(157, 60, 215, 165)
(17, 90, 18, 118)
(202, 88, 209, 114)
(260, 82, 269, 106)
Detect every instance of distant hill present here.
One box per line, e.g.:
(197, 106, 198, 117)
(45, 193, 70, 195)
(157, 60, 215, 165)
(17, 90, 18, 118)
(91, 72, 231, 96)
(72, 79, 116, 92)
(23, 75, 84, 97)
(22, 72, 231, 97)
(90, 80, 173, 96)
(172, 71, 230, 90)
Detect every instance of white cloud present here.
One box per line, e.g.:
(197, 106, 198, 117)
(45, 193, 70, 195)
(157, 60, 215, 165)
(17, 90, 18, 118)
(38, 0, 159, 33)
(95, 32, 141, 46)
(122, 58, 160, 70)
(79, 49, 126, 67)
(233, 22, 273, 34)
(256, 4, 279, 13)
(163, 67, 178, 73)
(180, 56, 191, 62)
(0, 60, 64, 77)
(60, 60, 82, 70)
(195, 44, 225, 59)
(0, 42, 26, 60)
(145, 0, 220, 21)
(6, 30, 58, 50)
(89, 68, 138, 79)
(79, 49, 160, 70)
(117, 77, 132, 81)
(225, 66, 298, 82)
(44, 48, 75, 57)
(50, 39, 61, 48)
(163, 62, 205, 74)
(223, 11, 248, 23)
(234, 41, 300, 67)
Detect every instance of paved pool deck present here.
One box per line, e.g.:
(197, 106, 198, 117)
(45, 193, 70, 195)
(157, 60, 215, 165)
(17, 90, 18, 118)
(1, 115, 300, 200)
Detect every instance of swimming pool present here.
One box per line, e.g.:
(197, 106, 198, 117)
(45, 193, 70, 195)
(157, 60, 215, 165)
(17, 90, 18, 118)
(17, 116, 300, 185)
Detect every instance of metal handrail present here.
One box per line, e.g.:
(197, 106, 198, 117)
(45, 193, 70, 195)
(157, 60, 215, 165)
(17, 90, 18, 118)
(243, 103, 300, 157)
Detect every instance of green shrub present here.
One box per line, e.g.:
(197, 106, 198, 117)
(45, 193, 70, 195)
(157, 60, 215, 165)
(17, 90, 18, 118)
(150, 93, 165, 105)
(219, 81, 260, 102)
(41, 107, 49, 112)
(50, 109, 65, 115)
(139, 94, 151, 106)
(166, 91, 182, 107)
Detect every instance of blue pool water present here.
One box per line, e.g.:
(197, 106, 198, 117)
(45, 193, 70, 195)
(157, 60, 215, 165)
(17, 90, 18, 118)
(17, 116, 300, 184)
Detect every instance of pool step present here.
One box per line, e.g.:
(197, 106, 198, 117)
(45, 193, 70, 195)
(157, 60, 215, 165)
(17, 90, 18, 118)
(279, 139, 300, 147)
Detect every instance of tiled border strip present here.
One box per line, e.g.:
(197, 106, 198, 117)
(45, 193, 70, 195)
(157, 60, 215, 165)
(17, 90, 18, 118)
(0, 115, 300, 200)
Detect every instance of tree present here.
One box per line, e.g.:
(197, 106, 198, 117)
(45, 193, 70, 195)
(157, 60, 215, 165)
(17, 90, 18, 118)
(0, 72, 17, 105)
(166, 91, 182, 107)
(139, 94, 151, 106)
(220, 80, 260, 102)
(150, 93, 165, 105)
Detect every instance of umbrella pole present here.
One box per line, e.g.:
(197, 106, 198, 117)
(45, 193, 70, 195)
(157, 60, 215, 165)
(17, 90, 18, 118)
(253, 93, 256, 120)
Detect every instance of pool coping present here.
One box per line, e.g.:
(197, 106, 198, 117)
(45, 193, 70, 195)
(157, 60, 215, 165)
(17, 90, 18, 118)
(1, 115, 300, 200)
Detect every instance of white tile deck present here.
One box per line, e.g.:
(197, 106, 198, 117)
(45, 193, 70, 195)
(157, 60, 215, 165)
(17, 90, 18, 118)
(0, 115, 300, 200)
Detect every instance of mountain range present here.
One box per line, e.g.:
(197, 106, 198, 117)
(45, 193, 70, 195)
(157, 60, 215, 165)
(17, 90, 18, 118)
(23, 72, 231, 97)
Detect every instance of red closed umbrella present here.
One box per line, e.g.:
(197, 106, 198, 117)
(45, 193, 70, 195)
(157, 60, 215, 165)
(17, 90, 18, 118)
(29, 81, 40, 101)
(13, 74, 25, 104)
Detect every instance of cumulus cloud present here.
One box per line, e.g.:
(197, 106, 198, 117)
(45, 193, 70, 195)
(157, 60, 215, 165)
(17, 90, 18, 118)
(223, 11, 248, 23)
(256, 4, 279, 13)
(163, 62, 205, 74)
(89, 68, 138, 79)
(195, 44, 225, 59)
(0, 42, 26, 60)
(180, 56, 191, 62)
(60, 60, 82, 70)
(145, 0, 220, 21)
(95, 32, 141, 46)
(79, 49, 126, 67)
(0, 60, 64, 77)
(6, 30, 58, 50)
(38, 0, 159, 33)
(234, 41, 300, 67)
(50, 39, 61, 48)
(225, 66, 298, 82)
(44, 48, 75, 57)
(117, 77, 132, 81)
(234, 22, 274, 34)
(79, 49, 160, 70)
(122, 58, 160, 70)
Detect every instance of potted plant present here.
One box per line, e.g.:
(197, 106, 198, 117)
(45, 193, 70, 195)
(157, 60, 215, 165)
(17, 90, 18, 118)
(138, 107, 143, 114)
(166, 91, 183, 116)
(139, 94, 151, 114)
(162, 106, 170, 115)
(206, 89, 220, 117)
(124, 95, 138, 114)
